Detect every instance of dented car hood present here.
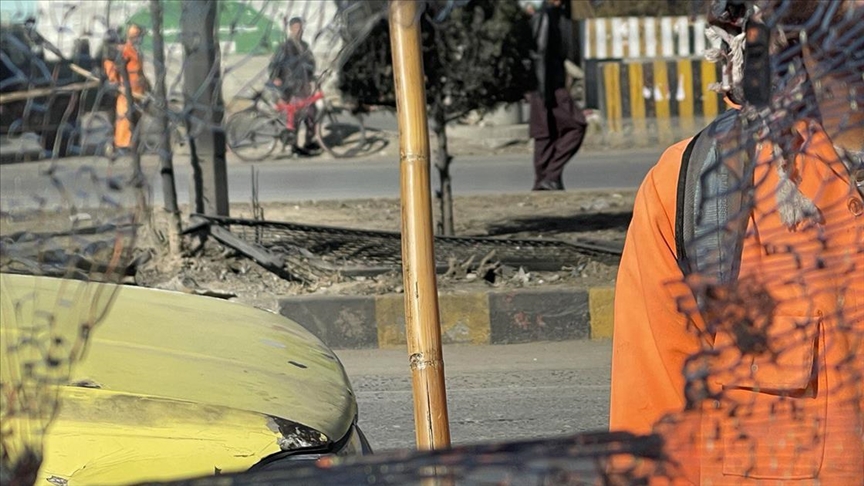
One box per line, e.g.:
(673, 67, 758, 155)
(0, 274, 357, 484)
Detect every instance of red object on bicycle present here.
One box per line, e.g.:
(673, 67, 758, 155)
(275, 90, 324, 131)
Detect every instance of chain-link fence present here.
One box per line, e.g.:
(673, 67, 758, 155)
(609, 0, 864, 483)
(0, 19, 145, 473)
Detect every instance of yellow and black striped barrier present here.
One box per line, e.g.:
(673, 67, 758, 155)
(596, 58, 726, 145)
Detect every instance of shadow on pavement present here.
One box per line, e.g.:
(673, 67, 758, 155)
(356, 130, 391, 157)
(484, 211, 633, 237)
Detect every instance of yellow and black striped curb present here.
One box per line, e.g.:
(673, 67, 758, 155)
(278, 288, 615, 350)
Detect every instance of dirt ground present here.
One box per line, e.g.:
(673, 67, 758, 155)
(134, 189, 636, 311)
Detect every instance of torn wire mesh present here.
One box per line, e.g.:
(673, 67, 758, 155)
(646, 1, 864, 483)
(1, 3, 147, 483)
(0, 119, 145, 484)
(159, 431, 665, 486)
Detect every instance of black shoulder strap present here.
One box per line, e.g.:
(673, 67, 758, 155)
(675, 134, 700, 272)
(675, 109, 752, 287)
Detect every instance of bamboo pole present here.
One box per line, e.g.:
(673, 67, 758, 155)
(388, 0, 451, 451)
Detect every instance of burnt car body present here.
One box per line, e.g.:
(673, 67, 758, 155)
(0, 23, 111, 158)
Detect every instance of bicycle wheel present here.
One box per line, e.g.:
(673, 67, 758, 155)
(316, 107, 366, 158)
(226, 110, 281, 162)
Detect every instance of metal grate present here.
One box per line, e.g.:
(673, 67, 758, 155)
(198, 215, 622, 276)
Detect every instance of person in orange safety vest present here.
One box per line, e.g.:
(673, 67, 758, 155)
(609, 1, 864, 484)
(103, 24, 149, 152)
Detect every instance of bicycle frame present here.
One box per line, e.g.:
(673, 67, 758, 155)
(274, 90, 324, 132)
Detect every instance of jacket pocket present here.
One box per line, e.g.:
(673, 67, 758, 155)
(710, 313, 827, 479)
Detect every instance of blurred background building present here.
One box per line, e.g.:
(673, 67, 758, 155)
(2, 0, 722, 145)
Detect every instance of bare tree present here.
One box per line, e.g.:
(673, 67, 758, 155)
(338, 0, 535, 235)
(150, 0, 183, 254)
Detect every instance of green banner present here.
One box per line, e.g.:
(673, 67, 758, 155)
(127, 0, 285, 55)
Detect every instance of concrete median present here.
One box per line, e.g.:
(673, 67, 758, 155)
(279, 286, 615, 350)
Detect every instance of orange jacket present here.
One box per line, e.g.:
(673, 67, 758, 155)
(121, 42, 147, 95)
(104, 42, 147, 95)
(610, 121, 864, 484)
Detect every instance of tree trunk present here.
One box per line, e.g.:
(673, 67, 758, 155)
(151, 0, 183, 255)
(181, 0, 229, 216)
(432, 106, 454, 236)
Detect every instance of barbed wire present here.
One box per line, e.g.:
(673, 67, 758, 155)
(644, 1, 864, 483)
(1, 3, 150, 483)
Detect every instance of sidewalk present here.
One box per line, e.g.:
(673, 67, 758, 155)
(444, 116, 706, 154)
(1, 109, 697, 165)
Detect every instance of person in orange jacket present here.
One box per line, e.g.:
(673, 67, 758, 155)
(103, 24, 149, 152)
(609, 1, 863, 484)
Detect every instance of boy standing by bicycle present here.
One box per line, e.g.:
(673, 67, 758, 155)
(269, 16, 320, 155)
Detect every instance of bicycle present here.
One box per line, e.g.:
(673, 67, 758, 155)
(225, 84, 366, 161)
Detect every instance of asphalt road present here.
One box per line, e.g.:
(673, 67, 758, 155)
(194, 148, 659, 203)
(336, 340, 612, 453)
(0, 148, 660, 210)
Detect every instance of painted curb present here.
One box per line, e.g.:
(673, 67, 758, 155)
(588, 287, 616, 340)
(279, 287, 615, 350)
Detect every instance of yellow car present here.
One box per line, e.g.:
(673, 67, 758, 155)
(0, 274, 370, 485)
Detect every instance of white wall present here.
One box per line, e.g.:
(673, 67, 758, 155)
(26, 1, 340, 61)
(16, 1, 344, 103)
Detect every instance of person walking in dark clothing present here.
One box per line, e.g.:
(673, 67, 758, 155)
(529, 0, 586, 191)
(269, 16, 319, 153)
